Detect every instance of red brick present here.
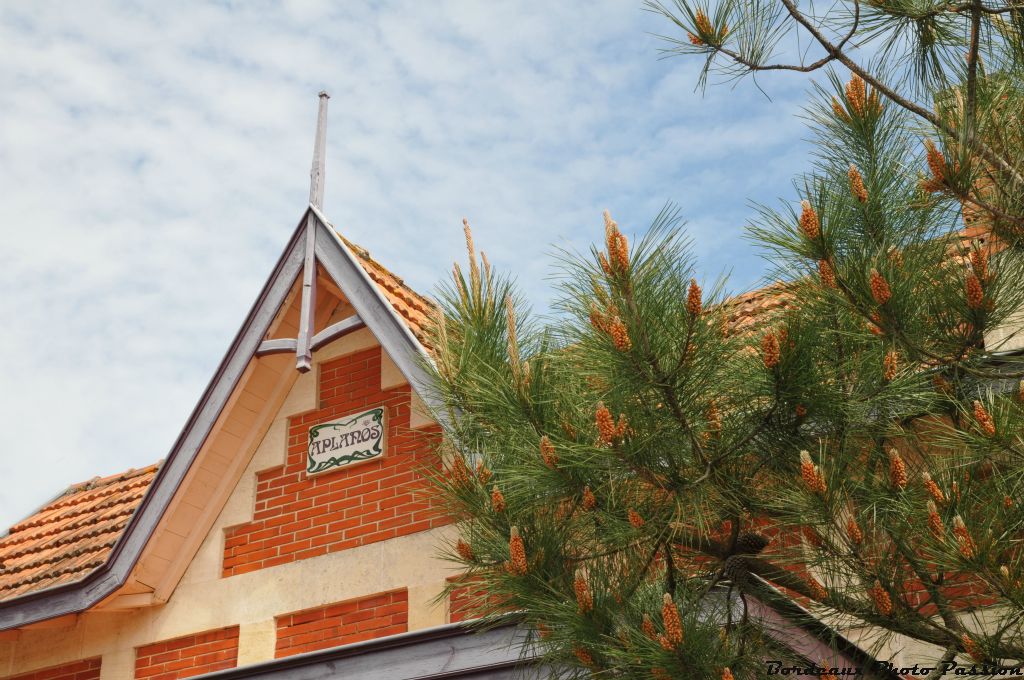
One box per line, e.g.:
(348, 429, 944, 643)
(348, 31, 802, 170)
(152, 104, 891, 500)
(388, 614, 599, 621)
(275, 589, 408, 659)
(135, 627, 239, 680)
(5, 659, 102, 680)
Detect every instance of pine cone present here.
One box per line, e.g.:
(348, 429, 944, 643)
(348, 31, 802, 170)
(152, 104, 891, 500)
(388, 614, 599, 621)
(734, 531, 770, 555)
(721, 555, 751, 589)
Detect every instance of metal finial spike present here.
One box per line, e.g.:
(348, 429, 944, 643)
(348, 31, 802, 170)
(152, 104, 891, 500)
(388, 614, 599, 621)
(309, 92, 330, 210)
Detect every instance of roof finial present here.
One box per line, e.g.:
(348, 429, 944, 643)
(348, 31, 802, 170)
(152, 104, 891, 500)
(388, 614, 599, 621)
(309, 91, 330, 210)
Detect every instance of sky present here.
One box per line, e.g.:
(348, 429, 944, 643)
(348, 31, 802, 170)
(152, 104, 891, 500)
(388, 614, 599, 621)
(0, 1, 822, 530)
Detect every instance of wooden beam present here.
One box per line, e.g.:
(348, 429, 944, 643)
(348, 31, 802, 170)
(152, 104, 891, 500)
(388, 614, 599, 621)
(255, 338, 297, 357)
(310, 315, 364, 352)
(295, 215, 317, 373)
(316, 270, 346, 303)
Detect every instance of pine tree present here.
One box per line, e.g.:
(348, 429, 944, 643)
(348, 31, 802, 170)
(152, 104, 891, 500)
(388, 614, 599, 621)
(647, 0, 1024, 245)
(425, 6, 1024, 677)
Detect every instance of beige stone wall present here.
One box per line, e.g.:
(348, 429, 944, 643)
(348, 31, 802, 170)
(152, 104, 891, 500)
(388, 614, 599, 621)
(0, 329, 455, 678)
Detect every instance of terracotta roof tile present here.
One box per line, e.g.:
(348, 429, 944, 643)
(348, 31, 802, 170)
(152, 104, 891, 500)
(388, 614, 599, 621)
(0, 464, 159, 603)
(340, 234, 437, 346)
(721, 281, 795, 336)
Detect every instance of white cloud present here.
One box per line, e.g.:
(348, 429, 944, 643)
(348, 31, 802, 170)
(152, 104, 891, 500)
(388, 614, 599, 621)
(0, 0, 817, 529)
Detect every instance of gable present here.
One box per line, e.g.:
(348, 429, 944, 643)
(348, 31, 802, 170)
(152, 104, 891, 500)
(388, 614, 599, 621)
(0, 209, 440, 631)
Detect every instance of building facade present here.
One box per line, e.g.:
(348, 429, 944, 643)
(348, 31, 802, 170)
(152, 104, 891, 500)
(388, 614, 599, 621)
(8, 95, 1007, 678)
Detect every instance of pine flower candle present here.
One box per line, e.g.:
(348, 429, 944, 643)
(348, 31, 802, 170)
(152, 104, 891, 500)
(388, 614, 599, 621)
(870, 269, 892, 305)
(870, 580, 893, 616)
(540, 435, 558, 469)
(642, 613, 656, 639)
(491, 485, 507, 513)
(883, 351, 899, 382)
(574, 569, 593, 613)
(800, 450, 827, 495)
(927, 501, 945, 540)
(924, 139, 946, 183)
(846, 74, 866, 116)
(922, 472, 945, 504)
(973, 400, 997, 437)
(888, 449, 908, 490)
(687, 278, 703, 316)
(970, 249, 988, 281)
(847, 517, 864, 545)
(849, 164, 868, 202)
(573, 646, 593, 667)
(953, 515, 975, 559)
(799, 200, 820, 240)
(589, 304, 609, 334)
(476, 460, 492, 484)
(449, 456, 471, 486)
(596, 402, 617, 444)
(806, 576, 828, 601)
(818, 259, 837, 288)
(609, 316, 632, 351)
(661, 593, 684, 647)
(961, 634, 984, 663)
(966, 274, 984, 309)
(507, 527, 528, 576)
(832, 97, 851, 123)
(762, 331, 781, 369)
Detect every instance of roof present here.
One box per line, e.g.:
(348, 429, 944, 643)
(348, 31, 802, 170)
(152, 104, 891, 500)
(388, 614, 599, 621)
(721, 281, 794, 336)
(0, 465, 159, 603)
(340, 235, 436, 346)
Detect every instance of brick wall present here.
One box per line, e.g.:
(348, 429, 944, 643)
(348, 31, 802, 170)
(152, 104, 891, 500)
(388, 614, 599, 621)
(134, 626, 239, 679)
(223, 347, 442, 577)
(275, 588, 408, 658)
(448, 575, 484, 624)
(447, 574, 510, 624)
(4, 658, 101, 680)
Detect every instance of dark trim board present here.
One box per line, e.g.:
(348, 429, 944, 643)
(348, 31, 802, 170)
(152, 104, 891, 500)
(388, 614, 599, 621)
(190, 607, 899, 680)
(194, 622, 537, 680)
